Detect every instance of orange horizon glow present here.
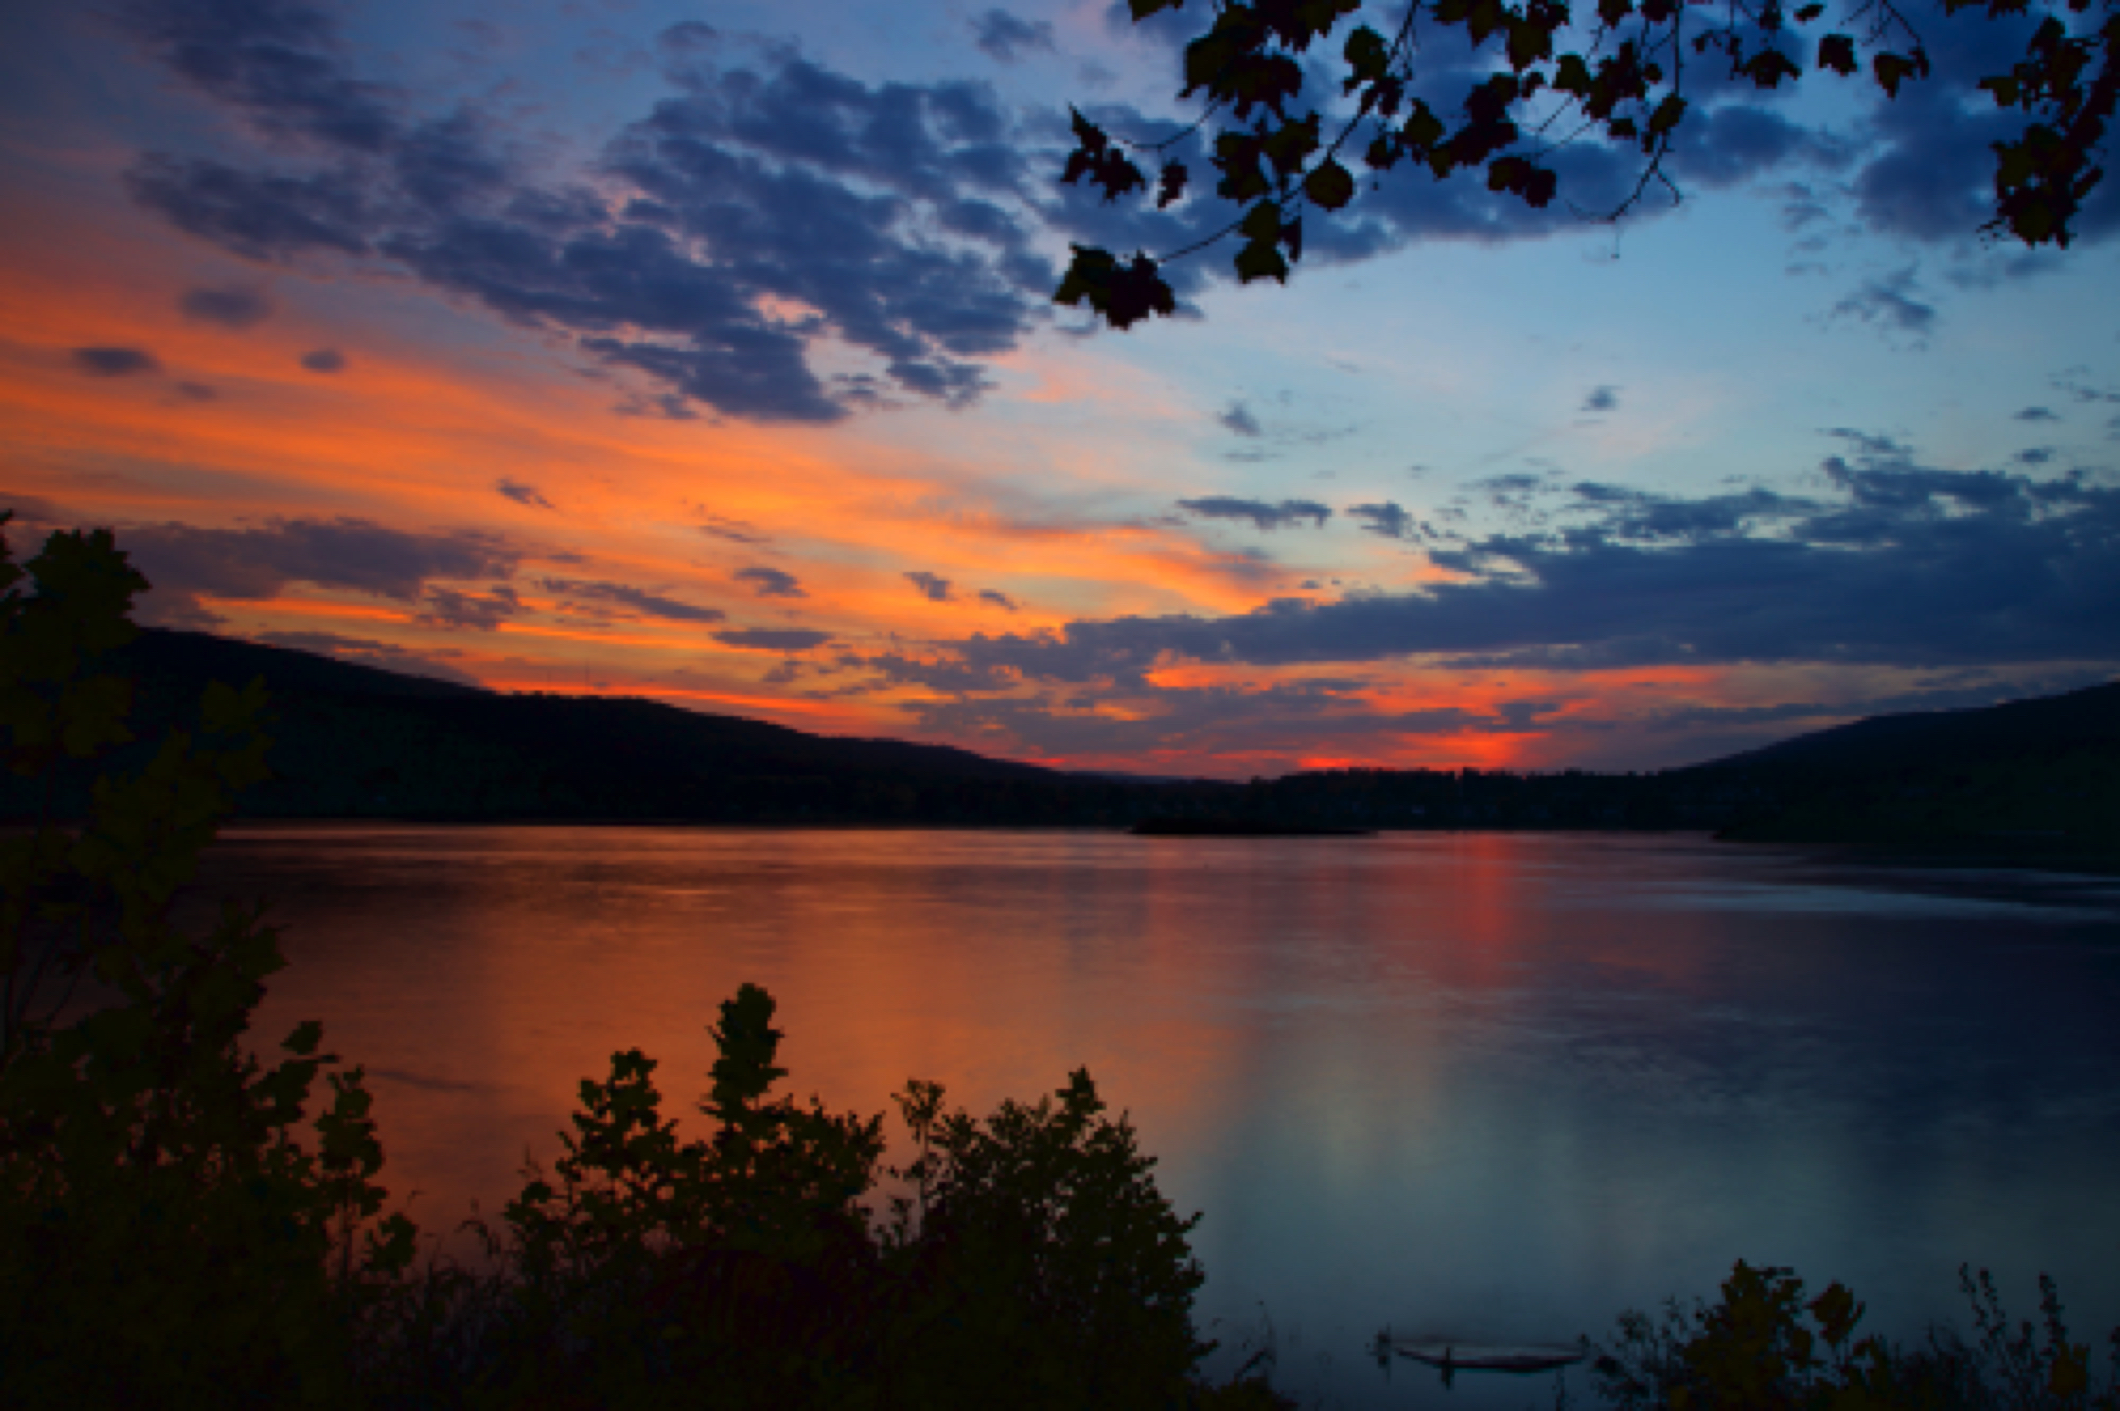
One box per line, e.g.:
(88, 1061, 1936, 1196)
(0, 139, 1972, 782)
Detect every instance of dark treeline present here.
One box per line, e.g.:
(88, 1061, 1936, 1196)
(2, 628, 2111, 868)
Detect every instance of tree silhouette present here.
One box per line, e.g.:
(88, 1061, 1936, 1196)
(1056, 0, 2115, 329)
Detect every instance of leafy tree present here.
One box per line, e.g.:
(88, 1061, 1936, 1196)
(0, 512, 416, 1408)
(1058, 0, 2116, 328)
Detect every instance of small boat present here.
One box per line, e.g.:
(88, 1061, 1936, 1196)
(1391, 1342, 1587, 1374)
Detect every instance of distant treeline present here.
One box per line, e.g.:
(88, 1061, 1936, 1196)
(3, 629, 2112, 865)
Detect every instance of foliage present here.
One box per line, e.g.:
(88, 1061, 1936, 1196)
(1584, 1259, 2120, 1411)
(472, 995, 1216, 1409)
(0, 512, 415, 1408)
(1058, 0, 2117, 329)
(874, 1069, 1214, 1408)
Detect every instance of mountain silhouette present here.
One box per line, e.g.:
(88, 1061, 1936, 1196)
(8, 629, 2110, 863)
(66, 628, 1211, 824)
(1703, 681, 2120, 773)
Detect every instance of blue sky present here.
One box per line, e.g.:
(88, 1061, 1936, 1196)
(3, 0, 2115, 775)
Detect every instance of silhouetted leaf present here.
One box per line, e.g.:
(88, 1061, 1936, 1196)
(1234, 238, 1290, 283)
(1157, 160, 1189, 208)
(1743, 48, 1803, 87)
(1303, 157, 1356, 209)
(1872, 50, 1919, 97)
(1343, 23, 1390, 83)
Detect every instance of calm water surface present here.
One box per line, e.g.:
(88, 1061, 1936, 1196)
(190, 827, 2120, 1410)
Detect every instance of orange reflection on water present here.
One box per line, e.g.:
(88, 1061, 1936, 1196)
(194, 822, 2120, 1397)
(235, 827, 1478, 1244)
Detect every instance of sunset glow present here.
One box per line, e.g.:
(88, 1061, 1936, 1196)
(4, 0, 2115, 777)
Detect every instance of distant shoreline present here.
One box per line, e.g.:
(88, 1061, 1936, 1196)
(153, 818, 2118, 878)
(1130, 817, 1376, 837)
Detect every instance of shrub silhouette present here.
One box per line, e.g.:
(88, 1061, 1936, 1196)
(1, 514, 415, 1408)
(481, 987, 1214, 1409)
(1584, 1259, 2120, 1411)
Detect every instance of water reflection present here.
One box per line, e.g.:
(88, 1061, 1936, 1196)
(187, 827, 2120, 1410)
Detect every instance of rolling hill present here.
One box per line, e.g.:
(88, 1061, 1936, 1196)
(8, 628, 2112, 863)
(7, 628, 1227, 825)
(1689, 681, 2119, 859)
(1704, 680, 2120, 773)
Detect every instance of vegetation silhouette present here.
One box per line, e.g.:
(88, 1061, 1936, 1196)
(1573, 1259, 2120, 1411)
(4, 512, 2116, 1408)
(1057, 0, 2114, 329)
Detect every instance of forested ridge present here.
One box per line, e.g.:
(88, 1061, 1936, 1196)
(3, 627, 2110, 864)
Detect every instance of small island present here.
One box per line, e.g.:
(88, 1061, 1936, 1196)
(1129, 818, 1376, 837)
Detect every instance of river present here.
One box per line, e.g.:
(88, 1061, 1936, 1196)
(182, 825, 2120, 1410)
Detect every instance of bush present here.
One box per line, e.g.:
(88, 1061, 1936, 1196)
(1, 516, 416, 1407)
(455, 987, 1216, 1410)
(1585, 1259, 2120, 1411)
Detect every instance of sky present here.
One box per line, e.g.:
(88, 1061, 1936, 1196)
(2, 0, 2116, 779)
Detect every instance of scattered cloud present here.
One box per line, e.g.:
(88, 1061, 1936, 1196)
(1177, 496, 1331, 531)
(733, 565, 804, 598)
(106, 0, 1922, 439)
(495, 479, 554, 510)
(859, 650, 1017, 694)
(696, 514, 769, 545)
(978, 588, 1019, 610)
(421, 584, 520, 630)
(542, 577, 726, 622)
(715, 626, 833, 651)
(1218, 401, 1263, 437)
(1580, 385, 1619, 414)
(893, 676, 1519, 764)
(906, 570, 956, 602)
(73, 346, 162, 377)
(179, 285, 273, 328)
(116, 0, 1059, 424)
(300, 348, 346, 372)
(971, 9, 1054, 63)
(1347, 502, 1414, 538)
(915, 436, 2120, 690)
(2053, 374, 2120, 407)
(0, 496, 67, 533)
(125, 516, 520, 622)
(1828, 266, 1936, 342)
